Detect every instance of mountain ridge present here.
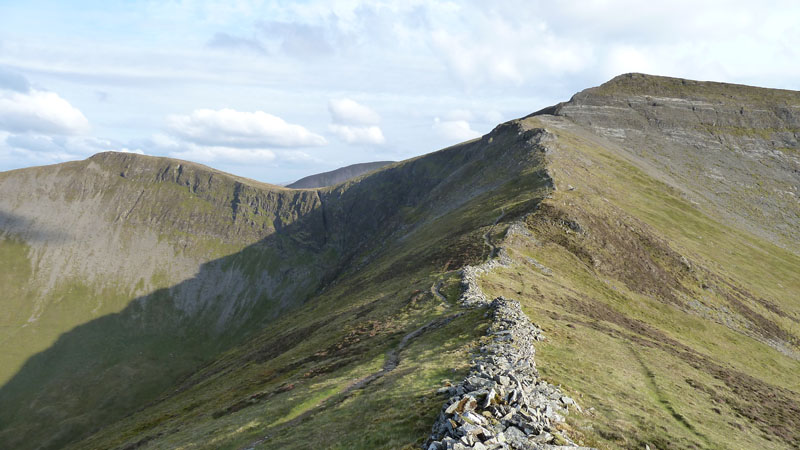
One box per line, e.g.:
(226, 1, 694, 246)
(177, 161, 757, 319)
(1, 73, 799, 449)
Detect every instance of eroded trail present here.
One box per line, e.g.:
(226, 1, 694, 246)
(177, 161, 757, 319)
(346, 313, 462, 391)
(431, 279, 447, 304)
(483, 208, 506, 258)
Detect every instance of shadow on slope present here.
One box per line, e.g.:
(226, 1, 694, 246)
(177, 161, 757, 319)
(0, 210, 72, 243)
(0, 200, 330, 450)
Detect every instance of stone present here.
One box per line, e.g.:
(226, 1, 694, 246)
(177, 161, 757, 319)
(483, 389, 497, 408)
(463, 410, 487, 426)
(459, 422, 486, 438)
(445, 400, 461, 415)
(530, 431, 553, 444)
(503, 426, 528, 445)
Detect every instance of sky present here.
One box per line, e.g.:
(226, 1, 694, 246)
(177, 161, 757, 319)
(0, 1, 799, 184)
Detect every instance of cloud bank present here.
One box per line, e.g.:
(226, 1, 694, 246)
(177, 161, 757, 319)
(167, 108, 327, 148)
(328, 98, 385, 145)
(0, 89, 89, 135)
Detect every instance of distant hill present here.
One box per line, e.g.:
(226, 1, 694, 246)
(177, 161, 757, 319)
(287, 161, 394, 188)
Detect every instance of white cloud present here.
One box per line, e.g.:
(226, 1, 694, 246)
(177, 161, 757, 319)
(167, 146, 277, 164)
(443, 109, 474, 122)
(0, 89, 89, 135)
(141, 133, 313, 166)
(329, 124, 385, 145)
(280, 150, 315, 162)
(166, 108, 327, 148)
(207, 32, 267, 55)
(484, 110, 504, 124)
(1, 133, 140, 167)
(443, 108, 506, 124)
(4, 134, 139, 155)
(433, 118, 481, 142)
(118, 148, 145, 154)
(4, 0, 800, 181)
(259, 21, 335, 57)
(328, 98, 380, 125)
(327, 98, 385, 145)
(605, 46, 656, 79)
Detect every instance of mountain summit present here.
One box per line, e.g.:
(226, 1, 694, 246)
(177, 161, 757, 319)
(0, 74, 798, 449)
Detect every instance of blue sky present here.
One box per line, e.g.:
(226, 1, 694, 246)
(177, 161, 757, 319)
(1, 0, 799, 183)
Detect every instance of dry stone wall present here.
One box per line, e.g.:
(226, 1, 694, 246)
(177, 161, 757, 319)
(426, 222, 591, 450)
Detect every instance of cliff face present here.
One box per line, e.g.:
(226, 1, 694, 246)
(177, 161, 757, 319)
(1, 74, 799, 450)
(535, 73, 800, 251)
(287, 160, 394, 189)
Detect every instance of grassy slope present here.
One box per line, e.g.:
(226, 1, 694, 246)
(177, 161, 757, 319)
(480, 115, 800, 449)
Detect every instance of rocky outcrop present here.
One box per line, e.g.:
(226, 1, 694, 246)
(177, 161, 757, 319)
(427, 221, 588, 449)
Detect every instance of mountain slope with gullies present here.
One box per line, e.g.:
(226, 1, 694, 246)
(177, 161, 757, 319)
(532, 72, 800, 252)
(1, 74, 799, 450)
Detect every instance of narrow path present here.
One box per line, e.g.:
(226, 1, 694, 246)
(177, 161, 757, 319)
(431, 279, 447, 304)
(483, 208, 506, 258)
(242, 312, 462, 449)
(628, 345, 711, 447)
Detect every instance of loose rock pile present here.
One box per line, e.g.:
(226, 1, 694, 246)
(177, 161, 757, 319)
(426, 298, 585, 449)
(427, 220, 590, 449)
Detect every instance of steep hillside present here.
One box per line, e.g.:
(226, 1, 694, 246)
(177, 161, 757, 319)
(287, 161, 394, 189)
(533, 73, 800, 251)
(1, 74, 799, 450)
